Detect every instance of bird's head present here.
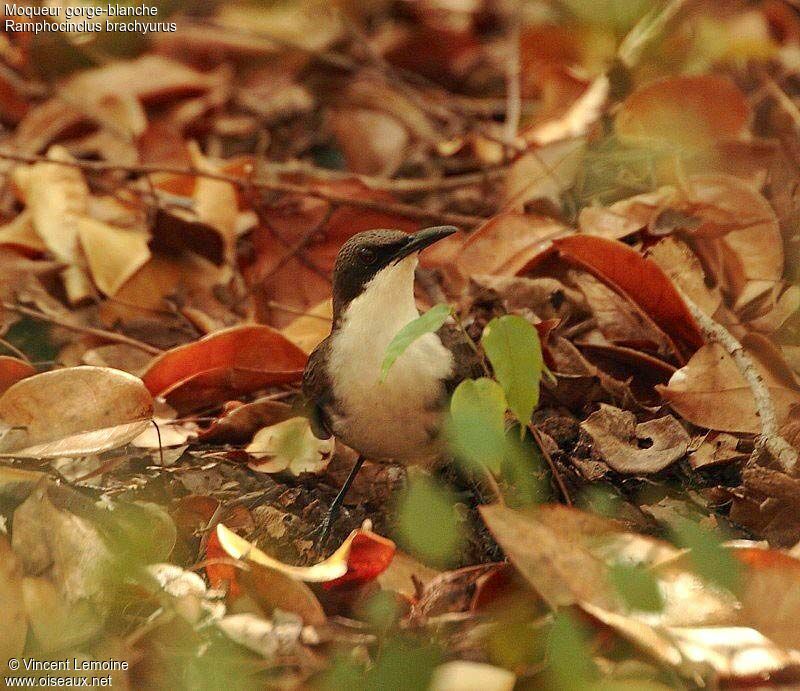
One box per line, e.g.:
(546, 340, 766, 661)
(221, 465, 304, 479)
(331, 226, 457, 319)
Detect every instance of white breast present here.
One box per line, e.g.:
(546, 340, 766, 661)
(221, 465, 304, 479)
(328, 257, 454, 463)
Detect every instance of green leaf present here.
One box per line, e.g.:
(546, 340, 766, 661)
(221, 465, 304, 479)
(396, 473, 464, 567)
(481, 315, 543, 426)
(547, 611, 597, 689)
(448, 378, 507, 473)
(609, 562, 664, 613)
(671, 519, 742, 594)
(380, 304, 452, 382)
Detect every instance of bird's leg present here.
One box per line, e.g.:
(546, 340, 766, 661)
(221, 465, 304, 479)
(315, 454, 366, 543)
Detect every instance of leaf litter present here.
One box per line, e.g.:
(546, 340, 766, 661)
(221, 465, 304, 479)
(3, 0, 800, 688)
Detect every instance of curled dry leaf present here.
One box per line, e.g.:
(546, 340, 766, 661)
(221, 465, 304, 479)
(580, 404, 690, 474)
(615, 75, 750, 149)
(246, 416, 334, 475)
(215, 523, 395, 588)
(199, 398, 294, 444)
(525, 74, 609, 146)
(658, 338, 800, 434)
(0, 366, 153, 457)
(141, 325, 307, 413)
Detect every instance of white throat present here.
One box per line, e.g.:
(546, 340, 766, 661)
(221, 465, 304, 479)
(327, 256, 454, 462)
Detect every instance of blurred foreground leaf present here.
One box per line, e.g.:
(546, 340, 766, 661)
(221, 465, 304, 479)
(396, 474, 464, 568)
(448, 377, 507, 473)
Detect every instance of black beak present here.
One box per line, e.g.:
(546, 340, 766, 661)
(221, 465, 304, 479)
(390, 226, 458, 264)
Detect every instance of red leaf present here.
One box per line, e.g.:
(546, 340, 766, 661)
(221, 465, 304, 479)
(0, 356, 36, 395)
(141, 325, 307, 412)
(324, 531, 397, 589)
(550, 235, 705, 359)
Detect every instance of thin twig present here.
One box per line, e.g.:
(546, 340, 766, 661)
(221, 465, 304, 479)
(529, 424, 573, 506)
(676, 288, 798, 473)
(3, 302, 164, 356)
(255, 159, 506, 193)
(0, 151, 486, 228)
(266, 301, 331, 321)
(0, 335, 30, 362)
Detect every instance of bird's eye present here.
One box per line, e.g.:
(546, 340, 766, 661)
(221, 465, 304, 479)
(358, 247, 377, 265)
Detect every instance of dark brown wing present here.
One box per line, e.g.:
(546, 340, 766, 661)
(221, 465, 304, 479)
(301, 336, 335, 439)
(437, 321, 485, 395)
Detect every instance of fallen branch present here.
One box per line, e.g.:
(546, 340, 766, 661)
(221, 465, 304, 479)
(0, 151, 487, 229)
(677, 289, 798, 473)
(4, 302, 164, 356)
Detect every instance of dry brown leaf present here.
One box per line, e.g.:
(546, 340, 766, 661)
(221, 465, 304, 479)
(21, 577, 103, 652)
(240, 563, 326, 626)
(328, 108, 409, 176)
(616, 75, 750, 149)
(647, 238, 722, 318)
(0, 211, 47, 256)
(548, 235, 705, 360)
(13, 98, 88, 155)
(0, 534, 27, 662)
(569, 270, 676, 360)
(504, 138, 585, 210)
(658, 339, 800, 434)
(0, 366, 153, 457)
(60, 55, 219, 117)
(77, 217, 151, 297)
(12, 145, 88, 264)
(189, 144, 239, 264)
(688, 433, 746, 470)
(13, 482, 112, 609)
(580, 404, 689, 474)
(525, 74, 608, 146)
(456, 213, 566, 277)
(280, 299, 332, 354)
(583, 602, 800, 683)
(479, 504, 618, 610)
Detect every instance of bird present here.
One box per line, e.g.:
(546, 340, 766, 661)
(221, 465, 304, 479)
(302, 226, 483, 536)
